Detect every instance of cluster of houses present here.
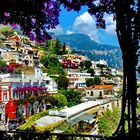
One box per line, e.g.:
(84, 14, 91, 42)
(0, 65, 123, 124)
(0, 33, 44, 67)
(0, 32, 123, 131)
(61, 54, 87, 69)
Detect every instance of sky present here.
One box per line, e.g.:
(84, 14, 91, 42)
(49, 6, 119, 47)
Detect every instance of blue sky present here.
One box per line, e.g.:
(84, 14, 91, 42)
(49, 6, 119, 46)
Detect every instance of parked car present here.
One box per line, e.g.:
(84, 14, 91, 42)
(8, 119, 19, 130)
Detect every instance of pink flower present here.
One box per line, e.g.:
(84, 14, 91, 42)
(4, 12, 10, 17)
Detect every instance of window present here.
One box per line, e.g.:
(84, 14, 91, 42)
(13, 93, 16, 99)
(99, 91, 102, 97)
(107, 105, 109, 108)
(91, 91, 93, 96)
(3, 95, 7, 101)
(46, 80, 49, 84)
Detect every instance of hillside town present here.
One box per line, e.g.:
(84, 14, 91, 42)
(0, 27, 124, 136)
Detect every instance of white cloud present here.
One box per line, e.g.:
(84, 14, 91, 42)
(65, 12, 116, 44)
(48, 25, 63, 35)
(104, 14, 116, 34)
(66, 30, 74, 35)
(72, 12, 99, 42)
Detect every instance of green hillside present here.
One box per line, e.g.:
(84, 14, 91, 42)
(57, 33, 122, 68)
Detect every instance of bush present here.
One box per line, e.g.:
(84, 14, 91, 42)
(98, 108, 121, 136)
(19, 110, 49, 131)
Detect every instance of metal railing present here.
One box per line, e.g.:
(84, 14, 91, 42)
(0, 130, 136, 140)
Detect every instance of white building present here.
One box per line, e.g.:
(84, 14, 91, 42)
(34, 66, 43, 80)
(67, 71, 93, 88)
(91, 61, 97, 69)
(96, 59, 108, 66)
(111, 68, 117, 76)
(43, 77, 58, 93)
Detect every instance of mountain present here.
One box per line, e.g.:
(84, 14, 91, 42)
(57, 33, 122, 68)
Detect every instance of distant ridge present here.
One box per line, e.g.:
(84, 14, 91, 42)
(57, 33, 122, 68)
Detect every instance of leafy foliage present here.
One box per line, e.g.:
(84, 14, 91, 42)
(0, 26, 14, 37)
(86, 78, 94, 87)
(60, 90, 82, 107)
(94, 76, 102, 85)
(0, 0, 61, 42)
(79, 61, 84, 69)
(53, 93, 67, 108)
(19, 110, 49, 131)
(86, 76, 101, 87)
(98, 108, 121, 136)
(56, 75, 69, 90)
(64, 125, 77, 134)
(19, 110, 65, 132)
(54, 38, 63, 55)
(87, 68, 95, 76)
(62, 42, 67, 54)
(84, 60, 92, 69)
(40, 54, 64, 75)
(0, 58, 6, 68)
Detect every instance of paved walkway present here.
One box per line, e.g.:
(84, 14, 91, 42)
(34, 116, 65, 127)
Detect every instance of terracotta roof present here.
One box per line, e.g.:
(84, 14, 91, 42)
(94, 85, 113, 89)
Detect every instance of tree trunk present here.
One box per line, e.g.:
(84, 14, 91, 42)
(114, 0, 138, 137)
(126, 52, 137, 137)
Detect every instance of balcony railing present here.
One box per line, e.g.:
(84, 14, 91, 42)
(0, 130, 139, 140)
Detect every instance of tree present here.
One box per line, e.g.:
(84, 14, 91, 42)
(57, 75, 69, 90)
(87, 68, 95, 76)
(98, 108, 121, 136)
(79, 61, 84, 70)
(96, 64, 106, 70)
(84, 60, 92, 69)
(71, 49, 76, 54)
(40, 54, 64, 75)
(55, 38, 62, 55)
(86, 78, 94, 87)
(62, 42, 66, 54)
(40, 55, 49, 68)
(0, 58, 6, 68)
(0, 26, 14, 38)
(86, 76, 101, 87)
(94, 76, 102, 85)
(53, 93, 67, 108)
(61, 90, 82, 107)
(45, 40, 51, 51)
(40, 54, 59, 68)
(49, 55, 59, 66)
